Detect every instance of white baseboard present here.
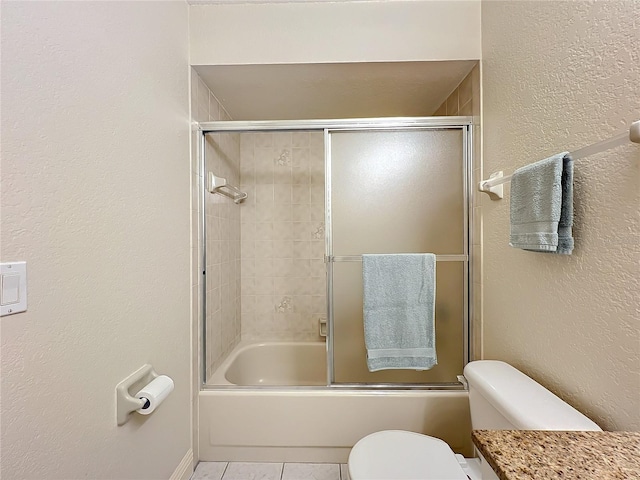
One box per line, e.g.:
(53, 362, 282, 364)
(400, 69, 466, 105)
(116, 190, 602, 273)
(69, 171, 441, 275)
(170, 449, 194, 480)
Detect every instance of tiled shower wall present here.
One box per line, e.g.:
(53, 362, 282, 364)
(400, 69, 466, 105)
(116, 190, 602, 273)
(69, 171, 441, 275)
(239, 132, 326, 341)
(190, 69, 242, 381)
(434, 63, 483, 359)
(204, 131, 242, 376)
(192, 83, 327, 383)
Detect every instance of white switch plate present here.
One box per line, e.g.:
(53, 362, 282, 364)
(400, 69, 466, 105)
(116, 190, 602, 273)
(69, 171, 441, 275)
(1, 262, 27, 316)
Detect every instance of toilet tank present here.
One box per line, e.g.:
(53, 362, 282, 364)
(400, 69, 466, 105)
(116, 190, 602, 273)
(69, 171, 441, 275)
(463, 361, 601, 431)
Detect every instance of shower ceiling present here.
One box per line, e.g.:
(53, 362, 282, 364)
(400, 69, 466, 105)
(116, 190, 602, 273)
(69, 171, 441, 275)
(194, 61, 476, 121)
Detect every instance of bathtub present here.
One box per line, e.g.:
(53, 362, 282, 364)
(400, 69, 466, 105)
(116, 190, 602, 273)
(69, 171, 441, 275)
(200, 341, 472, 463)
(208, 342, 327, 386)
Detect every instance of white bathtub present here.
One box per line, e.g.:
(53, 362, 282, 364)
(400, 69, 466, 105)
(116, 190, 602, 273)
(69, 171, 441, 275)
(200, 341, 473, 463)
(208, 342, 327, 386)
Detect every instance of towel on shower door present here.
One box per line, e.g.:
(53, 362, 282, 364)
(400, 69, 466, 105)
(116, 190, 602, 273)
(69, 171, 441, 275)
(509, 152, 574, 254)
(362, 254, 437, 372)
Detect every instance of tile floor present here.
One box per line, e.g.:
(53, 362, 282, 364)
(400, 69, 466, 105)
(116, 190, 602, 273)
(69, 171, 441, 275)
(191, 462, 350, 480)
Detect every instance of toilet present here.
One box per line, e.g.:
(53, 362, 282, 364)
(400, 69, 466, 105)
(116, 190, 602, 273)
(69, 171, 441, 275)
(348, 360, 602, 480)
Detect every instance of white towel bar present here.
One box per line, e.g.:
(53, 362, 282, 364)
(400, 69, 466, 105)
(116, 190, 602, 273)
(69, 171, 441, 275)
(479, 119, 640, 200)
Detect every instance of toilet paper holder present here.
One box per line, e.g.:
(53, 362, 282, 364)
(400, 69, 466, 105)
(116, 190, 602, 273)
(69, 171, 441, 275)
(115, 364, 159, 426)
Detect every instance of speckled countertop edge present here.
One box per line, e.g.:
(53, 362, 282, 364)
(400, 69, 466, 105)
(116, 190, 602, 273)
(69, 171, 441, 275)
(472, 430, 640, 480)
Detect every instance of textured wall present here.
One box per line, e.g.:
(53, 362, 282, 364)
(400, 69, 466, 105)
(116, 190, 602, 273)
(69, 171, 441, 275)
(482, 1, 639, 430)
(239, 132, 326, 342)
(1, 2, 192, 478)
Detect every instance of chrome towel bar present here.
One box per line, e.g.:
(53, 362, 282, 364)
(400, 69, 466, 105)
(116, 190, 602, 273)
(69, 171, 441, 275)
(326, 255, 467, 262)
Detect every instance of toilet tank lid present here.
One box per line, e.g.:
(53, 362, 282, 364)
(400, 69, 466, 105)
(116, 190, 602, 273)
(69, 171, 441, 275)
(463, 361, 601, 431)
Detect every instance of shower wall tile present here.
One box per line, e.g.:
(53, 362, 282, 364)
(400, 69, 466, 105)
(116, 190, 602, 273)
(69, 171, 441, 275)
(458, 72, 473, 110)
(191, 69, 242, 382)
(432, 63, 483, 360)
(240, 131, 326, 342)
(472, 243, 483, 286)
(473, 205, 483, 246)
(434, 63, 479, 119)
(309, 132, 324, 150)
(197, 77, 210, 123)
(446, 89, 459, 117)
(433, 104, 446, 116)
(292, 131, 309, 147)
(471, 65, 480, 115)
(471, 63, 483, 360)
(473, 280, 483, 359)
(209, 91, 221, 122)
(459, 101, 473, 116)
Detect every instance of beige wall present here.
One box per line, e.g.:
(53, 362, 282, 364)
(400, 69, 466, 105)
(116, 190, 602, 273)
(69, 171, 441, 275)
(481, 1, 639, 431)
(1, 2, 192, 479)
(239, 132, 326, 342)
(189, 1, 481, 65)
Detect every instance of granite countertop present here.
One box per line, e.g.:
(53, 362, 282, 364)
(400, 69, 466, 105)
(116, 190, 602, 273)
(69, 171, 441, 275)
(472, 430, 640, 480)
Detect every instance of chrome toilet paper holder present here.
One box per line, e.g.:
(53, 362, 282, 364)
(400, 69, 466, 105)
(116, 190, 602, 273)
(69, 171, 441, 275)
(115, 364, 159, 426)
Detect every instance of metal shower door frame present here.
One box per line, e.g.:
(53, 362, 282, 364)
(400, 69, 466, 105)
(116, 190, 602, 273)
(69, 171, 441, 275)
(324, 121, 473, 388)
(197, 117, 473, 389)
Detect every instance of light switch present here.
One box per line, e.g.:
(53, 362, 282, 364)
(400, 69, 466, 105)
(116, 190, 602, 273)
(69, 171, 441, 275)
(1, 274, 20, 304)
(1, 262, 27, 316)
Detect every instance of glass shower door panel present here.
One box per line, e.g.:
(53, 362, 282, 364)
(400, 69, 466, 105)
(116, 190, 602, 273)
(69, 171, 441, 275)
(330, 130, 464, 255)
(332, 261, 464, 383)
(330, 129, 465, 384)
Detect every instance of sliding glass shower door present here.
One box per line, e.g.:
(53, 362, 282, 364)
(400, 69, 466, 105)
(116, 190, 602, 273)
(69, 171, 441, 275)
(327, 128, 468, 385)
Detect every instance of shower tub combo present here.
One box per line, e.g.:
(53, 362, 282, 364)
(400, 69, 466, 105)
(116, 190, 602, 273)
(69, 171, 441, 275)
(198, 118, 475, 463)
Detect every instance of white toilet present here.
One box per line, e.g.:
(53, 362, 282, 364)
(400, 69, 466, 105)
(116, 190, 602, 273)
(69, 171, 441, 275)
(348, 360, 602, 480)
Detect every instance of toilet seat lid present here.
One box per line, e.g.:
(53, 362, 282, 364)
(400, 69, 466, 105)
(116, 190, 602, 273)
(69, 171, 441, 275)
(348, 430, 468, 480)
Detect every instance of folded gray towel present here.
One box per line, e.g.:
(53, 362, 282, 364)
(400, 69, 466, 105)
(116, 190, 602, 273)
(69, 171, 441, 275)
(362, 254, 437, 371)
(509, 152, 574, 254)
